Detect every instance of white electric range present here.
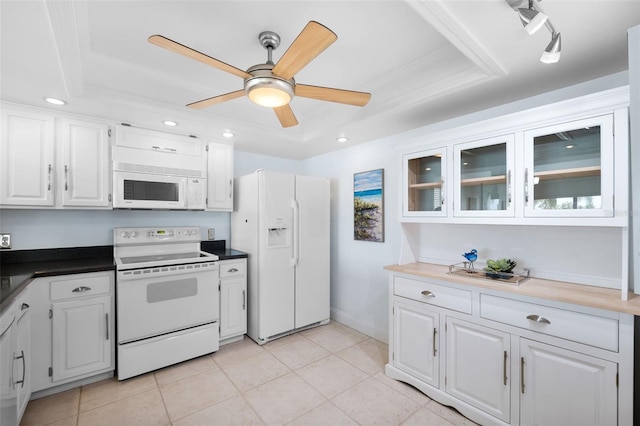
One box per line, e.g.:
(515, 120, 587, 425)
(113, 227, 219, 380)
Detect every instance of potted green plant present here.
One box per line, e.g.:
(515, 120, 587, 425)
(484, 258, 517, 280)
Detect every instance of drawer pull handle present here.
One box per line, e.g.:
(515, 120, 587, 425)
(72, 286, 92, 293)
(228, 268, 239, 273)
(526, 314, 550, 324)
(21, 303, 30, 311)
(421, 290, 435, 298)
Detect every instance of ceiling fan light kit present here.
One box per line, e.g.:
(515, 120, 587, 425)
(507, 0, 561, 63)
(148, 21, 371, 128)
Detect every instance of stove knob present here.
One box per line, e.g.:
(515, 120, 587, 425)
(120, 231, 129, 238)
(130, 231, 138, 238)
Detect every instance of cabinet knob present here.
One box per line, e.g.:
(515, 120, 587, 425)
(526, 314, 550, 325)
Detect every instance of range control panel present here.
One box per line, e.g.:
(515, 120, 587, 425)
(114, 227, 201, 245)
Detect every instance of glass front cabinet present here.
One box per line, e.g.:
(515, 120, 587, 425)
(403, 148, 447, 217)
(523, 114, 614, 218)
(453, 135, 515, 218)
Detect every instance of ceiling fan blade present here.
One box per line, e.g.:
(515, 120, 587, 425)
(273, 104, 298, 128)
(149, 35, 250, 79)
(186, 90, 245, 109)
(272, 21, 337, 80)
(296, 84, 371, 107)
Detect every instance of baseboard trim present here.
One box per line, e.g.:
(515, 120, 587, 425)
(330, 307, 388, 344)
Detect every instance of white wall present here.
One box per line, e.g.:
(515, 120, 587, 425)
(301, 71, 629, 343)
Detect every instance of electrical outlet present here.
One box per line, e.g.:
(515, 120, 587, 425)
(1, 234, 11, 249)
(207, 228, 215, 240)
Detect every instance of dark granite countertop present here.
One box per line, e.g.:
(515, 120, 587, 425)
(1, 246, 115, 314)
(1, 241, 246, 315)
(201, 241, 248, 260)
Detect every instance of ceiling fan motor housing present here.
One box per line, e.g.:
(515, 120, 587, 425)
(244, 63, 296, 107)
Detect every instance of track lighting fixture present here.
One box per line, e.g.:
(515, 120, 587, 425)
(517, 0, 548, 35)
(506, 0, 561, 64)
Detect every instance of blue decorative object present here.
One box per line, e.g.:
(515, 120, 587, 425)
(462, 249, 478, 270)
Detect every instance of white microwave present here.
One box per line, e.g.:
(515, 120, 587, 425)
(113, 171, 206, 210)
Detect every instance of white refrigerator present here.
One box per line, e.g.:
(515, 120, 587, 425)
(231, 170, 330, 344)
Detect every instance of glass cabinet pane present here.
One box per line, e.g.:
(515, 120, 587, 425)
(407, 154, 443, 213)
(532, 126, 602, 211)
(459, 143, 507, 212)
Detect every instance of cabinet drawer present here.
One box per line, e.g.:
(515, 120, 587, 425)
(219, 260, 246, 278)
(480, 294, 618, 351)
(394, 277, 472, 314)
(50, 274, 112, 301)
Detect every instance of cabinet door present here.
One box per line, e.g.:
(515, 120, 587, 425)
(523, 115, 614, 218)
(0, 108, 55, 206)
(206, 141, 234, 211)
(393, 300, 439, 387)
(454, 135, 515, 217)
(0, 308, 17, 426)
(403, 148, 447, 217)
(445, 317, 510, 423)
(14, 302, 30, 422)
(520, 338, 617, 426)
(59, 118, 111, 207)
(52, 295, 112, 382)
(220, 277, 247, 338)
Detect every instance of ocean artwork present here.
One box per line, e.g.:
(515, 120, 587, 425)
(354, 169, 384, 242)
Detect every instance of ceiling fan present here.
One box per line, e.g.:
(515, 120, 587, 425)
(149, 21, 371, 128)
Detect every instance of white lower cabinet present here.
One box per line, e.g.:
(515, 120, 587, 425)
(31, 271, 115, 394)
(219, 259, 247, 343)
(393, 300, 439, 387)
(445, 317, 511, 423)
(386, 274, 631, 426)
(51, 295, 112, 382)
(14, 291, 31, 422)
(519, 338, 617, 426)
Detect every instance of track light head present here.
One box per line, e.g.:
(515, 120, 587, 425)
(518, 7, 548, 35)
(540, 32, 561, 64)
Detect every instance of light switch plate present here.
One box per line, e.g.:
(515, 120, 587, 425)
(207, 228, 215, 240)
(1, 234, 11, 249)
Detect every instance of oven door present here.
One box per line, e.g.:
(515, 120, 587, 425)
(113, 171, 187, 209)
(116, 264, 219, 343)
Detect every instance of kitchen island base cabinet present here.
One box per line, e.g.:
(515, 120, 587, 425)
(386, 268, 633, 426)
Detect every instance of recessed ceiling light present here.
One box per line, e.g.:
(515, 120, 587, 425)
(163, 120, 178, 127)
(565, 144, 574, 149)
(222, 131, 234, 138)
(44, 97, 66, 106)
(425, 167, 432, 171)
(336, 136, 348, 143)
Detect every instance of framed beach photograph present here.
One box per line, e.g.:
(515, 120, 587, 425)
(353, 168, 384, 242)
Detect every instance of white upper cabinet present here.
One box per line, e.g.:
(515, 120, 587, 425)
(115, 124, 202, 157)
(0, 106, 112, 209)
(1, 108, 55, 206)
(403, 147, 447, 217)
(206, 141, 234, 211)
(453, 134, 515, 218)
(523, 114, 614, 218)
(399, 88, 629, 227)
(59, 118, 111, 207)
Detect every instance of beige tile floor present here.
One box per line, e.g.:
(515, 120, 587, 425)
(21, 321, 477, 426)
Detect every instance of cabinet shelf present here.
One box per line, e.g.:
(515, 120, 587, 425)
(534, 165, 601, 181)
(409, 182, 442, 189)
(460, 175, 506, 187)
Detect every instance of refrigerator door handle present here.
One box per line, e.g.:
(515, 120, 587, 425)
(291, 199, 300, 267)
